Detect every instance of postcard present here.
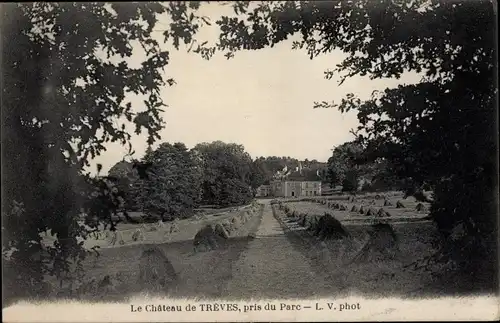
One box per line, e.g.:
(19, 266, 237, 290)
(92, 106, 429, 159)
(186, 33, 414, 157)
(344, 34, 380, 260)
(2, 1, 498, 322)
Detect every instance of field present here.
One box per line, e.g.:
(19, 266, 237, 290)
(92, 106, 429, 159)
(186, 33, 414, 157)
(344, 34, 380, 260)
(21, 192, 492, 304)
(269, 192, 486, 297)
(36, 204, 265, 302)
(41, 206, 249, 250)
(281, 192, 431, 223)
(272, 203, 443, 297)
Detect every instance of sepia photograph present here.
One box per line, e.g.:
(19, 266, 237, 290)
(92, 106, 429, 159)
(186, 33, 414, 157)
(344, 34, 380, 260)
(1, 0, 499, 322)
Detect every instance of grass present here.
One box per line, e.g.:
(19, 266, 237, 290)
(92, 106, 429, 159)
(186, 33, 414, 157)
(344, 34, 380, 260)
(36, 205, 264, 302)
(282, 193, 431, 223)
(272, 202, 455, 298)
(14, 194, 493, 304)
(41, 205, 254, 250)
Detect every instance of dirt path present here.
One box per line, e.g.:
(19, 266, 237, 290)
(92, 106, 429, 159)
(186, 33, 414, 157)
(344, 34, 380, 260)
(223, 203, 337, 299)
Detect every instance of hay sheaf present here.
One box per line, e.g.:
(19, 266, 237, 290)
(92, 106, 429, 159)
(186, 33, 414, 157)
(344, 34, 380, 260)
(351, 205, 359, 212)
(169, 221, 179, 234)
(384, 199, 393, 207)
(131, 229, 145, 242)
(365, 208, 377, 216)
(108, 231, 124, 246)
(298, 213, 308, 227)
(415, 202, 427, 212)
(306, 215, 321, 232)
(314, 213, 349, 240)
(339, 204, 347, 211)
(95, 275, 118, 295)
(350, 223, 398, 263)
(221, 219, 234, 234)
(359, 205, 365, 214)
(242, 210, 251, 222)
(396, 200, 405, 208)
(193, 223, 228, 252)
(142, 223, 157, 232)
(376, 208, 388, 218)
(137, 246, 178, 291)
(214, 223, 230, 239)
(231, 216, 242, 230)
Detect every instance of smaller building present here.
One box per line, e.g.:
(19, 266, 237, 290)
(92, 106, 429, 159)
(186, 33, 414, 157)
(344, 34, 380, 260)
(255, 184, 271, 197)
(269, 180, 321, 197)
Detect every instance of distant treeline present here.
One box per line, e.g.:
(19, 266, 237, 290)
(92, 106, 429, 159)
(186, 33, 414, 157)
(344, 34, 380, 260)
(107, 142, 332, 220)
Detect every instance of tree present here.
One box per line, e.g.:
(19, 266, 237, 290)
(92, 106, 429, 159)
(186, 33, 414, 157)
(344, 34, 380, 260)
(193, 141, 254, 206)
(134, 143, 202, 221)
(212, 0, 498, 285)
(249, 160, 268, 189)
(326, 141, 363, 188)
(251, 156, 300, 183)
(341, 171, 358, 193)
(1, 2, 208, 302)
(108, 160, 140, 211)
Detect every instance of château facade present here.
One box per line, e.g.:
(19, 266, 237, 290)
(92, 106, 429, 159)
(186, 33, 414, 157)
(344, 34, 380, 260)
(255, 161, 324, 198)
(255, 180, 322, 198)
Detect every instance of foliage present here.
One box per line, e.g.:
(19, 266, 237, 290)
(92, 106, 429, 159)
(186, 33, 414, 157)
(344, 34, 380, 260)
(252, 156, 327, 186)
(325, 141, 363, 188)
(108, 161, 140, 211)
(134, 143, 202, 220)
(213, 0, 498, 280)
(1, 2, 208, 301)
(253, 156, 299, 183)
(341, 170, 359, 193)
(193, 141, 254, 206)
(249, 159, 268, 189)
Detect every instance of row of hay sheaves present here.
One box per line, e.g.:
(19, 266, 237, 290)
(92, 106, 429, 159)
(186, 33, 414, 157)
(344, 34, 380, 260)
(273, 200, 400, 264)
(192, 201, 262, 252)
(311, 196, 428, 215)
(91, 203, 265, 247)
(65, 203, 263, 297)
(86, 219, 182, 247)
(136, 202, 263, 291)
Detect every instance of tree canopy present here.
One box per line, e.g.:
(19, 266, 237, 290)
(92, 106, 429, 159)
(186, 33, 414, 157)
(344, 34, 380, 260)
(1, 2, 210, 302)
(251, 156, 327, 185)
(108, 160, 139, 211)
(134, 142, 202, 220)
(193, 141, 255, 206)
(326, 141, 363, 188)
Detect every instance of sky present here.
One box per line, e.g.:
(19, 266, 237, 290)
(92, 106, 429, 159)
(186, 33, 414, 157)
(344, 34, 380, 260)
(89, 3, 423, 175)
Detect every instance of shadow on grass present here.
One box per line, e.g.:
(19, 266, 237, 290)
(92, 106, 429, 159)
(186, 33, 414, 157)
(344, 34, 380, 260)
(4, 208, 265, 305)
(271, 206, 498, 299)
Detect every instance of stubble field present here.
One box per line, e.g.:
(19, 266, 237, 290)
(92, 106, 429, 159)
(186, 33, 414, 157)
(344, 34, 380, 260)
(28, 191, 487, 304)
(37, 204, 265, 302)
